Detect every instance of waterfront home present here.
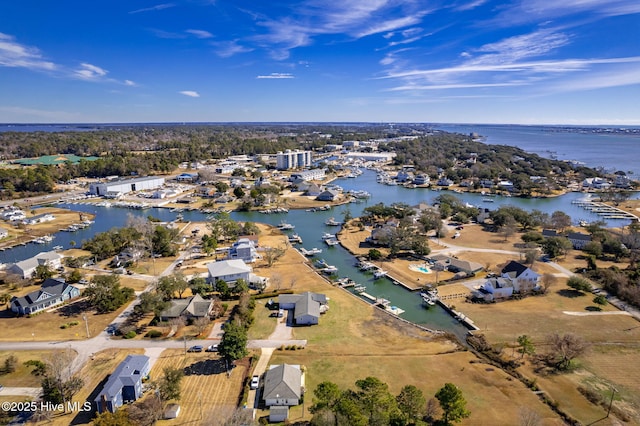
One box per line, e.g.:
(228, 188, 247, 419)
(10, 277, 80, 315)
(395, 170, 411, 183)
(23, 213, 55, 225)
(501, 260, 540, 293)
(278, 292, 328, 325)
(263, 364, 303, 408)
(290, 169, 326, 182)
(567, 232, 592, 249)
(429, 254, 483, 275)
(8, 251, 63, 279)
(94, 355, 150, 413)
(206, 259, 268, 290)
(582, 177, 611, 190)
(497, 180, 515, 192)
(228, 238, 261, 263)
(436, 177, 453, 187)
(541, 229, 559, 238)
(158, 294, 213, 321)
(413, 174, 430, 186)
(316, 189, 340, 202)
(480, 277, 514, 301)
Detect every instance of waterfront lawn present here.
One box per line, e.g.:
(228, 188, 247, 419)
(269, 350, 559, 424)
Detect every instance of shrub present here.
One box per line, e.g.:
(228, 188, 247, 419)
(123, 331, 137, 339)
(145, 330, 163, 338)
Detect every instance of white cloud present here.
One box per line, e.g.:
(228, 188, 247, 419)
(256, 73, 295, 79)
(124, 80, 137, 86)
(0, 33, 56, 71)
(179, 91, 200, 97)
(186, 29, 214, 39)
(129, 3, 175, 14)
(212, 40, 254, 58)
(73, 63, 108, 80)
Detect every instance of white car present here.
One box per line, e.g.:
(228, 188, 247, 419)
(250, 375, 260, 389)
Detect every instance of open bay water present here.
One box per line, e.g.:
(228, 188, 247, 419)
(437, 124, 640, 176)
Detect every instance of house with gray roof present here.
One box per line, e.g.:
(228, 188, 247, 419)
(316, 189, 340, 202)
(10, 278, 80, 315)
(263, 364, 303, 407)
(279, 292, 327, 325)
(8, 251, 63, 279)
(206, 259, 268, 290)
(227, 238, 260, 263)
(567, 232, 592, 249)
(94, 355, 150, 413)
(158, 294, 213, 322)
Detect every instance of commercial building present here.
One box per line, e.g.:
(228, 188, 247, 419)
(89, 176, 165, 197)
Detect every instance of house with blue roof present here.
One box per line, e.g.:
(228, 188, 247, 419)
(94, 355, 150, 413)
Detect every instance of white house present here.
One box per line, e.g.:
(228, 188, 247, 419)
(278, 292, 327, 325)
(8, 251, 64, 279)
(263, 364, 303, 407)
(206, 259, 251, 284)
(481, 278, 514, 301)
(23, 213, 55, 225)
(501, 260, 540, 293)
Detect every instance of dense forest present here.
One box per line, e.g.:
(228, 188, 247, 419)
(0, 124, 608, 199)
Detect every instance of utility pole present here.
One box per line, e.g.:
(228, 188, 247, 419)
(607, 386, 617, 417)
(82, 314, 90, 338)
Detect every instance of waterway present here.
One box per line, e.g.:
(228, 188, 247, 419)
(1, 169, 637, 340)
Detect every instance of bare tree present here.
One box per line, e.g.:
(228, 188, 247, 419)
(519, 407, 542, 426)
(425, 397, 441, 423)
(263, 245, 286, 267)
(546, 333, 589, 370)
(270, 273, 283, 291)
(193, 316, 210, 336)
(289, 276, 298, 289)
(540, 273, 557, 294)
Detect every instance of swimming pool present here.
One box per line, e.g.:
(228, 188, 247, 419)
(409, 264, 431, 274)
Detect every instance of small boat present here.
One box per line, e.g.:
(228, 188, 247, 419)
(307, 247, 322, 255)
(322, 233, 336, 240)
(373, 269, 388, 279)
(325, 217, 343, 226)
(278, 221, 295, 230)
(52, 245, 63, 251)
(353, 285, 366, 292)
(288, 233, 303, 243)
(325, 238, 339, 246)
(421, 295, 436, 307)
(322, 265, 338, 274)
(482, 198, 495, 203)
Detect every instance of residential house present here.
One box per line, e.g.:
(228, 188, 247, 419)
(10, 278, 80, 315)
(263, 364, 303, 407)
(412, 174, 430, 186)
(436, 177, 453, 187)
(158, 294, 213, 322)
(278, 292, 328, 325)
(567, 232, 592, 249)
(176, 173, 197, 182)
(541, 229, 559, 238)
(303, 183, 323, 197)
(316, 189, 340, 202)
(228, 238, 261, 263)
(428, 254, 483, 276)
(497, 180, 515, 192)
(501, 260, 540, 293)
(94, 355, 150, 413)
(8, 251, 64, 279)
(23, 213, 55, 225)
(481, 277, 514, 301)
(207, 259, 252, 284)
(395, 170, 411, 183)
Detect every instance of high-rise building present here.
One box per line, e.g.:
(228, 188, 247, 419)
(276, 149, 312, 170)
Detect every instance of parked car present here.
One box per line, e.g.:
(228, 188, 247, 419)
(206, 344, 218, 352)
(187, 345, 203, 353)
(250, 375, 260, 389)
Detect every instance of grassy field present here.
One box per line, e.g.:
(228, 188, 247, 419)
(153, 348, 249, 426)
(0, 350, 66, 388)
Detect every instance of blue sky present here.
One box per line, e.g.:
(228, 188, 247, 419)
(1, 1, 640, 124)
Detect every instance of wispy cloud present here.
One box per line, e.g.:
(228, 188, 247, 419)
(212, 40, 253, 58)
(179, 90, 200, 97)
(256, 73, 295, 79)
(124, 80, 137, 86)
(73, 63, 108, 80)
(129, 3, 175, 14)
(148, 28, 186, 39)
(186, 29, 214, 39)
(0, 33, 56, 71)
(454, 0, 488, 12)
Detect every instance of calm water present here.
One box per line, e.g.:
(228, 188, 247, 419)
(438, 124, 640, 176)
(3, 169, 637, 338)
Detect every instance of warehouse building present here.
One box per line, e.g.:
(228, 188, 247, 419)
(89, 176, 165, 197)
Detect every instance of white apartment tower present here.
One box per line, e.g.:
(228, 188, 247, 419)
(276, 149, 312, 170)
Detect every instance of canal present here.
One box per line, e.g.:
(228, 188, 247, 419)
(1, 169, 636, 339)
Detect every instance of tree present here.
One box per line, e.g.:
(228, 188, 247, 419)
(41, 349, 84, 412)
(539, 273, 557, 294)
(541, 237, 572, 259)
(264, 245, 286, 267)
(34, 264, 53, 281)
(567, 276, 592, 293)
(158, 366, 183, 401)
(93, 409, 134, 426)
(354, 376, 399, 425)
(3, 355, 18, 374)
(546, 333, 589, 370)
(368, 249, 383, 261)
(518, 407, 542, 426)
(189, 276, 210, 296)
(152, 225, 178, 257)
(310, 381, 342, 413)
(517, 335, 535, 358)
(499, 216, 518, 242)
(84, 274, 134, 313)
(550, 210, 572, 232)
(126, 396, 162, 426)
(135, 292, 168, 316)
(218, 320, 248, 361)
(396, 384, 426, 424)
(435, 383, 470, 425)
(193, 316, 210, 336)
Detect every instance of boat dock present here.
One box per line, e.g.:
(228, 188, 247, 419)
(571, 199, 639, 221)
